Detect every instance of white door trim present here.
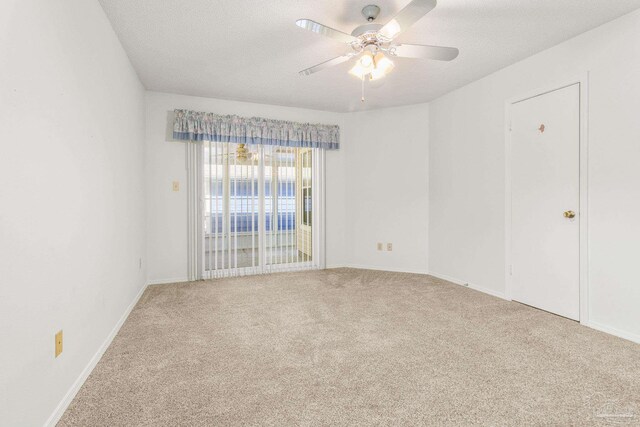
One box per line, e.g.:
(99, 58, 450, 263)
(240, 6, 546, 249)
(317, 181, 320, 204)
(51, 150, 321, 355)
(504, 73, 589, 324)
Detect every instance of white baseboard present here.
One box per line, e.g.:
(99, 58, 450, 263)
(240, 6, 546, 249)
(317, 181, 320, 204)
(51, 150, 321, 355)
(40, 267, 639, 427)
(325, 264, 349, 270)
(148, 267, 431, 281)
(44, 283, 148, 427)
(147, 276, 190, 285)
(428, 271, 508, 300)
(585, 321, 640, 344)
(427, 271, 469, 287)
(345, 264, 430, 275)
(428, 273, 640, 344)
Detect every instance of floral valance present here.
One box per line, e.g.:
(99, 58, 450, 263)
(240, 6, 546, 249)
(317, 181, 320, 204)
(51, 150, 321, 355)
(172, 109, 340, 150)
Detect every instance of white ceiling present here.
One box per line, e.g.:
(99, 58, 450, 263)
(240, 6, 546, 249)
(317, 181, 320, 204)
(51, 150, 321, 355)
(99, 0, 640, 112)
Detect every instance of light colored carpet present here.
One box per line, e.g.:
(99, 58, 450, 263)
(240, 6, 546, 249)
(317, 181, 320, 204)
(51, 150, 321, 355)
(59, 268, 640, 426)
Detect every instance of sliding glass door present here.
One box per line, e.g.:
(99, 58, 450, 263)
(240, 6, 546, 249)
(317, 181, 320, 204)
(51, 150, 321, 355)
(200, 141, 323, 278)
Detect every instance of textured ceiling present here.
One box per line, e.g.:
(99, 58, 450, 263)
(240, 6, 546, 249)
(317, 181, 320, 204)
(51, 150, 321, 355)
(99, 0, 640, 112)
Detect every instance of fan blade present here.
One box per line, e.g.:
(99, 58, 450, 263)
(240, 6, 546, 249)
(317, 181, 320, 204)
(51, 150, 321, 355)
(379, 0, 437, 40)
(295, 19, 357, 44)
(391, 44, 459, 61)
(299, 55, 352, 76)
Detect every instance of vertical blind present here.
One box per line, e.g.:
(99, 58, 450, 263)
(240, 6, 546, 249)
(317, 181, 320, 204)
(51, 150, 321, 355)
(186, 140, 324, 280)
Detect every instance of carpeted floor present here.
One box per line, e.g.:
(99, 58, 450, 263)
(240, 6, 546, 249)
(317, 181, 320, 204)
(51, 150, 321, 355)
(59, 268, 640, 426)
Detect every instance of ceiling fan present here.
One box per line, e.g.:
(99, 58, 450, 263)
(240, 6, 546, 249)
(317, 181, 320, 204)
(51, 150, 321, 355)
(209, 143, 260, 164)
(211, 144, 296, 165)
(295, 0, 458, 81)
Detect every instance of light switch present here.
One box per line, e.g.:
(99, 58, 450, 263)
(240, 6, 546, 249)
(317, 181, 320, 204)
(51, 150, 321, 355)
(172, 181, 180, 192)
(377, 243, 383, 251)
(387, 243, 393, 251)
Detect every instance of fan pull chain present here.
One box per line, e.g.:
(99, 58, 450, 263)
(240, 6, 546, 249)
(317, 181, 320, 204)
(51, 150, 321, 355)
(361, 75, 365, 103)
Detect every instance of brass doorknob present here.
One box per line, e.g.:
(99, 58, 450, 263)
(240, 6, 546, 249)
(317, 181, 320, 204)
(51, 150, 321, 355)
(564, 210, 576, 219)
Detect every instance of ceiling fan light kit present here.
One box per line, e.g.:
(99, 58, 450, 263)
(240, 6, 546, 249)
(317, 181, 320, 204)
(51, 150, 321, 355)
(348, 50, 394, 81)
(295, 0, 459, 101)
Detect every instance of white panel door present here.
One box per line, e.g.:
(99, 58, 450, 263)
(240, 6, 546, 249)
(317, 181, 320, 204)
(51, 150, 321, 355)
(510, 83, 580, 320)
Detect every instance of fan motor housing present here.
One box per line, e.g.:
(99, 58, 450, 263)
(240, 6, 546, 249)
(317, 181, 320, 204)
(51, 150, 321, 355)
(351, 23, 383, 37)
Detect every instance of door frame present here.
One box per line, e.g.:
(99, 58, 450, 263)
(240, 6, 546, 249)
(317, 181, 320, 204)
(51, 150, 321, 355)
(504, 73, 589, 324)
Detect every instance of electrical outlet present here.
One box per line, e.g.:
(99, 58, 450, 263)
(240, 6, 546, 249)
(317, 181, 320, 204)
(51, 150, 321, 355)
(387, 243, 393, 251)
(172, 181, 180, 192)
(377, 243, 383, 251)
(55, 330, 63, 358)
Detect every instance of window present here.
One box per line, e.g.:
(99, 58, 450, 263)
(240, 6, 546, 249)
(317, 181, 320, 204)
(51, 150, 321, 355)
(195, 142, 324, 278)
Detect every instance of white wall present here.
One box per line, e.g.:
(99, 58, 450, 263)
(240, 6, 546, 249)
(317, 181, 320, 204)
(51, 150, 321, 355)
(344, 104, 430, 274)
(145, 92, 347, 283)
(429, 9, 640, 340)
(0, 1, 146, 425)
(145, 92, 431, 281)
(3, 0, 638, 423)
